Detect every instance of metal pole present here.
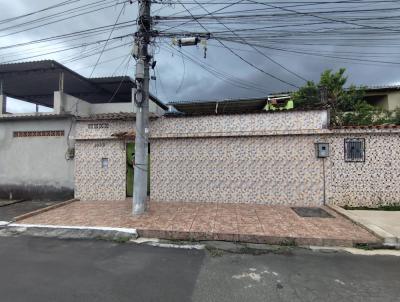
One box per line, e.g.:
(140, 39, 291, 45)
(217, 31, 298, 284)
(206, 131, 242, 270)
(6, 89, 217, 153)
(322, 157, 326, 205)
(0, 80, 5, 114)
(133, 0, 151, 215)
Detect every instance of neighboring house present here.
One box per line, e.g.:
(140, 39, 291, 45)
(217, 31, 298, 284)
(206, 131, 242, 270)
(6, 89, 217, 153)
(0, 60, 166, 200)
(364, 85, 400, 111)
(268, 85, 400, 111)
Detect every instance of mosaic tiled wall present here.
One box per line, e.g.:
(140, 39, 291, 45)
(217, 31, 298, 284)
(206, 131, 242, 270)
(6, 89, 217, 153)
(75, 140, 126, 201)
(73, 112, 400, 207)
(150, 132, 400, 206)
(150, 136, 325, 205)
(76, 120, 132, 140)
(74, 119, 133, 201)
(150, 110, 329, 138)
(325, 132, 400, 207)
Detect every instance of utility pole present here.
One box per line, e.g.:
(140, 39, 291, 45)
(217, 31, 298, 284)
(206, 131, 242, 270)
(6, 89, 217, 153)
(132, 0, 151, 215)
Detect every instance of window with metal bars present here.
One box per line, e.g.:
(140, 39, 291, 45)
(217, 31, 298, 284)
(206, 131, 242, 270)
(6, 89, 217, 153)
(344, 138, 365, 162)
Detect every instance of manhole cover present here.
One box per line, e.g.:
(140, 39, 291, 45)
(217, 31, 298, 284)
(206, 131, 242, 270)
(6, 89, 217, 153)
(291, 207, 334, 218)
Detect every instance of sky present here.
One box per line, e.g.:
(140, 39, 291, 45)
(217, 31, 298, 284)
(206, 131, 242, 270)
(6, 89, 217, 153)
(1, 0, 400, 112)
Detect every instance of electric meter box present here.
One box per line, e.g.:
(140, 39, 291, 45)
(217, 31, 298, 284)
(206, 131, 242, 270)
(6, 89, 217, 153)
(316, 143, 329, 158)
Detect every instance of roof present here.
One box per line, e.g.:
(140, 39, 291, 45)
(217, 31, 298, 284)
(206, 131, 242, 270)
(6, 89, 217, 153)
(168, 97, 269, 115)
(364, 85, 400, 92)
(111, 130, 135, 139)
(0, 60, 167, 110)
(0, 113, 72, 121)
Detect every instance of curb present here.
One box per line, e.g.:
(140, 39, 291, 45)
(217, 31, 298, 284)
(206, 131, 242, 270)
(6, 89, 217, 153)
(0, 221, 9, 227)
(137, 228, 378, 248)
(14, 199, 78, 221)
(327, 204, 399, 248)
(0, 199, 25, 208)
(3, 223, 138, 241)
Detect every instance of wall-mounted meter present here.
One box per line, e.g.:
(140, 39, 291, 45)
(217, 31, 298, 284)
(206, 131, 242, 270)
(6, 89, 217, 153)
(316, 143, 329, 158)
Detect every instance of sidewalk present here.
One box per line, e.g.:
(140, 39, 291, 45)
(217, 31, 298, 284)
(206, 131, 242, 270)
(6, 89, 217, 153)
(329, 205, 400, 248)
(17, 199, 380, 247)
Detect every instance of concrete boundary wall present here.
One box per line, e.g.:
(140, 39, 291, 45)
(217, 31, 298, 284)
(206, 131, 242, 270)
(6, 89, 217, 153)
(150, 131, 400, 207)
(73, 111, 400, 207)
(0, 117, 75, 200)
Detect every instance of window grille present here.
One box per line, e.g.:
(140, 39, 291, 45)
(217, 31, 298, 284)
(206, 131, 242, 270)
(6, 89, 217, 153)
(344, 138, 365, 162)
(88, 123, 109, 129)
(13, 130, 64, 138)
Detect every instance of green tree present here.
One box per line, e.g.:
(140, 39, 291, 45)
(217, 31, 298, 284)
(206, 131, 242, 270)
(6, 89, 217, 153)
(292, 68, 392, 126)
(290, 81, 320, 109)
(390, 107, 400, 125)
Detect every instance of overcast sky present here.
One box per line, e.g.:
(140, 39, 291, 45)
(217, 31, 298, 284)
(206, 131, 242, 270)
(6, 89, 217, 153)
(1, 0, 400, 112)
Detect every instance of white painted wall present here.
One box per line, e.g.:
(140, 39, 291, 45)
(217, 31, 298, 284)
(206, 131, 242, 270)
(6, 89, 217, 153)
(53, 91, 165, 116)
(90, 103, 132, 114)
(54, 92, 91, 115)
(0, 117, 75, 199)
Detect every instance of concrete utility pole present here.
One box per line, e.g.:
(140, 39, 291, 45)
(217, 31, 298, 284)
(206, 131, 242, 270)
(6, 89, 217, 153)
(133, 0, 151, 215)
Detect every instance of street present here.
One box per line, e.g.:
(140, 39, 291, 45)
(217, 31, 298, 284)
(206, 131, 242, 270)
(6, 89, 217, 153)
(0, 236, 399, 302)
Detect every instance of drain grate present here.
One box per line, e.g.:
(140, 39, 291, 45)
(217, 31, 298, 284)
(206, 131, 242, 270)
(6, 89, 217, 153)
(291, 207, 334, 218)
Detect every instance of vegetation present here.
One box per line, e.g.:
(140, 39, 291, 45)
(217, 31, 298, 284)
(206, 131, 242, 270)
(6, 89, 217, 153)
(292, 68, 400, 126)
(343, 204, 400, 211)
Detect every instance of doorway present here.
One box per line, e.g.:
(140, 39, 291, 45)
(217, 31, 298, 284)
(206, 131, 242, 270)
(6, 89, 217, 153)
(126, 143, 134, 197)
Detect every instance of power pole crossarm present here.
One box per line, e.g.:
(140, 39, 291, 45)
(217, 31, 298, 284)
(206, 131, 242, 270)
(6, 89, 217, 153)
(133, 0, 151, 215)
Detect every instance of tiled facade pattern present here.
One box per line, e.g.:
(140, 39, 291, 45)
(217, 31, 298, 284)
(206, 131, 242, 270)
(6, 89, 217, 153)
(150, 110, 329, 138)
(325, 133, 400, 207)
(150, 136, 325, 205)
(74, 118, 134, 201)
(75, 140, 126, 201)
(74, 111, 400, 207)
(75, 120, 132, 140)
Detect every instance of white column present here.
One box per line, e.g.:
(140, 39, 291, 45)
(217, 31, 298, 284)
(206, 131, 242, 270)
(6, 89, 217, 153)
(53, 91, 64, 114)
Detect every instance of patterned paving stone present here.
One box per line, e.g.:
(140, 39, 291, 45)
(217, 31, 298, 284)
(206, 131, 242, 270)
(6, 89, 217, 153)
(19, 199, 381, 247)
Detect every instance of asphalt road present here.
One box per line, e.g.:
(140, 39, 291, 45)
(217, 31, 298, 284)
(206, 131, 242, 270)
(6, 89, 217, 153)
(0, 236, 399, 302)
(0, 200, 62, 221)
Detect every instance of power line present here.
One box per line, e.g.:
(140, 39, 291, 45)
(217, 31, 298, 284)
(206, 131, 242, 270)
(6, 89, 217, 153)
(0, 0, 130, 38)
(161, 43, 270, 94)
(188, 0, 308, 82)
(175, 0, 300, 88)
(90, 1, 130, 77)
(246, 0, 400, 34)
(0, 0, 81, 24)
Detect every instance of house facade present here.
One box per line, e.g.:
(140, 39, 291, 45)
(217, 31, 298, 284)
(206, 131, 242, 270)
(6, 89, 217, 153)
(1, 60, 399, 207)
(0, 60, 166, 200)
(74, 108, 400, 207)
(0, 114, 75, 200)
(365, 85, 400, 111)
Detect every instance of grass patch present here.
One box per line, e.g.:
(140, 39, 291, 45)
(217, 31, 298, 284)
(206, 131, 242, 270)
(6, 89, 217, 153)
(343, 204, 400, 211)
(113, 236, 132, 243)
(278, 238, 297, 247)
(354, 243, 374, 250)
(205, 246, 225, 257)
(95, 235, 132, 243)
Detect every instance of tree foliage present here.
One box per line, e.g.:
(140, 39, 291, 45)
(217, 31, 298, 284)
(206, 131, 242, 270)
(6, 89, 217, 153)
(292, 68, 398, 126)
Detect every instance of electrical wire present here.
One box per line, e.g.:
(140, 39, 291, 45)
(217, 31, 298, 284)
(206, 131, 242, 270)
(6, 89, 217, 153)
(90, 1, 130, 77)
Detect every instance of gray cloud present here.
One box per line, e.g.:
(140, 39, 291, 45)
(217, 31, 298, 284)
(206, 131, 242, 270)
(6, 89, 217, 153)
(1, 0, 400, 112)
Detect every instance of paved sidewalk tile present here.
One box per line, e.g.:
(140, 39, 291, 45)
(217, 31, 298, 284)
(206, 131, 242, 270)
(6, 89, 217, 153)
(19, 199, 380, 247)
